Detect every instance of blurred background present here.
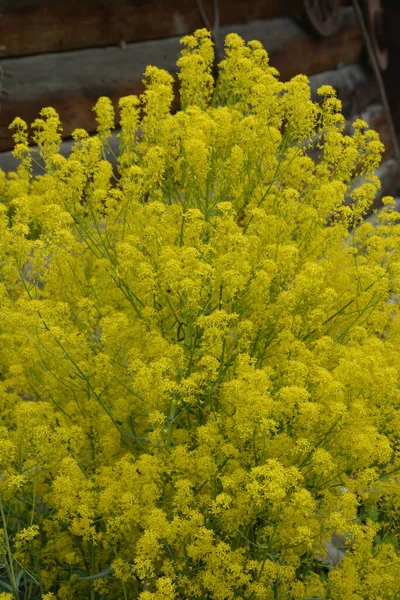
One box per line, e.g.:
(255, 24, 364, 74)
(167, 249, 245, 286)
(0, 0, 399, 209)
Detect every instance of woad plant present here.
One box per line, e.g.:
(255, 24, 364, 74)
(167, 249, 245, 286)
(1, 28, 400, 600)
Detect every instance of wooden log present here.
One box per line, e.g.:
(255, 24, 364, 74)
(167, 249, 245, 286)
(0, 7, 362, 152)
(0, 0, 301, 59)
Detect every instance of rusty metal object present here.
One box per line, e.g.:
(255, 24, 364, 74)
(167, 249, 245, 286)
(303, 0, 342, 36)
(364, 0, 388, 70)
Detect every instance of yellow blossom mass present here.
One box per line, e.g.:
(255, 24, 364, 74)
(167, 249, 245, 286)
(0, 27, 400, 600)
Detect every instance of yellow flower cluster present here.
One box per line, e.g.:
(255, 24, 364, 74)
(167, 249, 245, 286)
(0, 27, 400, 599)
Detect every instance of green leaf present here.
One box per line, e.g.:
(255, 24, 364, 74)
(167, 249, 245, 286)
(77, 566, 114, 582)
(0, 578, 13, 592)
(15, 568, 25, 588)
(368, 504, 380, 522)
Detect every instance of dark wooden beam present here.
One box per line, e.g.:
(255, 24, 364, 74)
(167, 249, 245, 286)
(0, 7, 362, 152)
(0, 0, 302, 59)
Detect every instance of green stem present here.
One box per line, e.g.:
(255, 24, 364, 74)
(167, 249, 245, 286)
(0, 496, 19, 599)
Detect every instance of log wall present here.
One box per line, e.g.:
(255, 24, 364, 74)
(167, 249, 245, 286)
(0, 0, 398, 202)
(0, 6, 363, 152)
(0, 0, 300, 58)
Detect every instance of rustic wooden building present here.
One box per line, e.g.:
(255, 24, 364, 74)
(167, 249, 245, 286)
(0, 0, 398, 204)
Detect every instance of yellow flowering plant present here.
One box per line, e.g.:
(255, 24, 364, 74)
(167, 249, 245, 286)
(1, 27, 400, 599)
